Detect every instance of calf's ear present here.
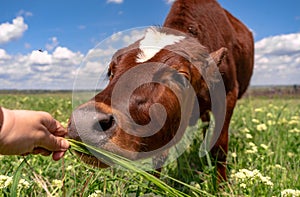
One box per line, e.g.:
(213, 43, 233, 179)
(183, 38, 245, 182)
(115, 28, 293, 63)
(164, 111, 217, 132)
(210, 47, 228, 67)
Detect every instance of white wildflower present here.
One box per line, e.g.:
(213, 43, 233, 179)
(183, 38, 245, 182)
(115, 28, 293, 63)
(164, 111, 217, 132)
(88, 190, 103, 197)
(259, 175, 273, 186)
(0, 175, 12, 189)
(288, 120, 298, 125)
(291, 116, 300, 120)
(66, 165, 73, 171)
(281, 189, 300, 197)
(18, 179, 30, 189)
(246, 133, 253, 139)
(230, 169, 273, 188)
(231, 152, 237, 158)
(274, 164, 282, 168)
(267, 120, 276, 126)
(288, 128, 300, 133)
(279, 118, 288, 124)
(287, 152, 295, 158)
(190, 181, 200, 189)
(260, 144, 269, 150)
(273, 164, 286, 171)
(245, 149, 257, 154)
(267, 112, 273, 118)
(245, 142, 258, 154)
(257, 123, 267, 131)
(51, 179, 63, 188)
(242, 117, 247, 124)
(241, 128, 250, 133)
(249, 142, 256, 147)
(240, 183, 247, 188)
(254, 108, 264, 112)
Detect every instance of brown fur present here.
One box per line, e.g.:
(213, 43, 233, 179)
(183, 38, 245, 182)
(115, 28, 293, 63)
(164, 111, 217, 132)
(164, 0, 254, 181)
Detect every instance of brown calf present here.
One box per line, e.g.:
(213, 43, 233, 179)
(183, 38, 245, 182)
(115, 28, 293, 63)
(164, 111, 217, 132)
(68, 0, 254, 181)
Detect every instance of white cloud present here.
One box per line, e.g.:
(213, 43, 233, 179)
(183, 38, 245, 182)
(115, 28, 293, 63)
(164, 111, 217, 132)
(255, 33, 300, 55)
(165, 0, 175, 4)
(53, 46, 83, 66)
(122, 29, 145, 45)
(0, 49, 11, 60)
(2, 27, 298, 90)
(0, 47, 84, 89)
(53, 46, 76, 60)
(17, 10, 33, 17)
(252, 32, 300, 85)
(45, 37, 59, 51)
(107, 0, 123, 4)
(86, 47, 117, 59)
(78, 25, 86, 30)
(29, 50, 52, 65)
(0, 17, 28, 44)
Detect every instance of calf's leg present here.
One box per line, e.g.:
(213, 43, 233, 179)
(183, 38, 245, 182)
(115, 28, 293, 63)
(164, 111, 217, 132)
(210, 88, 238, 182)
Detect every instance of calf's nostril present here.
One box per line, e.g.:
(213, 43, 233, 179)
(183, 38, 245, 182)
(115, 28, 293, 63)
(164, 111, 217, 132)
(94, 114, 115, 132)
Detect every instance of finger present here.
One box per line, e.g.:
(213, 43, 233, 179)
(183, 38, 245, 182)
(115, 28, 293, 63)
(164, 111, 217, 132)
(52, 120, 68, 136)
(52, 151, 66, 161)
(40, 113, 67, 137)
(39, 111, 59, 132)
(32, 148, 52, 156)
(36, 135, 70, 152)
(38, 111, 68, 137)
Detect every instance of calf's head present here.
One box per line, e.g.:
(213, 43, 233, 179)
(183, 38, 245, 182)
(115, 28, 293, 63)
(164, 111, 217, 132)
(68, 28, 226, 167)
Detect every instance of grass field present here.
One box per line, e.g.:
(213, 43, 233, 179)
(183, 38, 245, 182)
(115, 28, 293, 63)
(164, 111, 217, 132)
(0, 92, 299, 196)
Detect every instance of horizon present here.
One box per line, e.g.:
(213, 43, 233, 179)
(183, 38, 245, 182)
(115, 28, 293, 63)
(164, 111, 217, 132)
(1, 84, 300, 92)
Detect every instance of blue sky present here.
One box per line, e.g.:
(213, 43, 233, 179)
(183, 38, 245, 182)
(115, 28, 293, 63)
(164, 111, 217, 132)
(0, 0, 300, 89)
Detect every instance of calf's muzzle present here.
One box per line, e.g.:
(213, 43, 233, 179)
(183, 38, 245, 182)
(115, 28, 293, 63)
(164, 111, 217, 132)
(68, 104, 116, 146)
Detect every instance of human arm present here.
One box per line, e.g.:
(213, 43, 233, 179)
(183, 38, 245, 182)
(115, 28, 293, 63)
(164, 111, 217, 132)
(0, 107, 69, 161)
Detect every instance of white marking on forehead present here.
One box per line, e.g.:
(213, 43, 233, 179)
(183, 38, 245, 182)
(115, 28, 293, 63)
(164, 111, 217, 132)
(136, 28, 185, 63)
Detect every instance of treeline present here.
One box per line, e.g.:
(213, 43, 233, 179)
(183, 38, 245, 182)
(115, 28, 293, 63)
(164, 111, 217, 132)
(245, 85, 300, 98)
(1, 85, 300, 97)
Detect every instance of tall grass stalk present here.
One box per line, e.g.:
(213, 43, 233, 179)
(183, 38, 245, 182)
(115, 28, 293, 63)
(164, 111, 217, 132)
(10, 159, 26, 197)
(68, 139, 214, 197)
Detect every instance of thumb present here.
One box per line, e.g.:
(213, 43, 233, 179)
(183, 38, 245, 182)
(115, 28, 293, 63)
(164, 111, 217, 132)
(40, 112, 67, 136)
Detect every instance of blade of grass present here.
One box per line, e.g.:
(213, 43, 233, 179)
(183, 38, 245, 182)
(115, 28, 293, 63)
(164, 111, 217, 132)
(68, 139, 190, 197)
(160, 173, 215, 197)
(23, 156, 52, 196)
(10, 158, 26, 197)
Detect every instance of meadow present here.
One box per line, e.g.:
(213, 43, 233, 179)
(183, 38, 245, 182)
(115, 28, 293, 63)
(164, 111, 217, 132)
(0, 91, 299, 196)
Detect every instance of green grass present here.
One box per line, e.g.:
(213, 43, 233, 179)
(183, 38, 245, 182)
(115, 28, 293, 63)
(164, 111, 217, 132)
(0, 92, 299, 196)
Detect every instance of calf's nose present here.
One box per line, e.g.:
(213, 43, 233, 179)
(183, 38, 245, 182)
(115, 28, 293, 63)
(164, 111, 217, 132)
(67, 106, 115, 142)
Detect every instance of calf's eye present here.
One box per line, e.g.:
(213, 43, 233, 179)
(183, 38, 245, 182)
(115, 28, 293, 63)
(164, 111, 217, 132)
(173, 72, 190, 88)
(107, 70, 114, 80)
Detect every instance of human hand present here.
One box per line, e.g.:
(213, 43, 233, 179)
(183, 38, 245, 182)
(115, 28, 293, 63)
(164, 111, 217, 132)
(0, 108, 69, 161)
